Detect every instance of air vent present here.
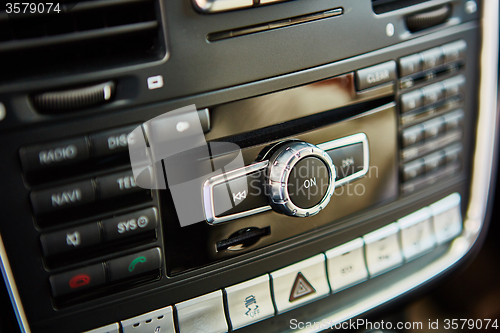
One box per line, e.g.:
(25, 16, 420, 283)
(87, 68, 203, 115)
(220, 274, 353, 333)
(0, 0, 164, 81)
(372, 0, 431, 14)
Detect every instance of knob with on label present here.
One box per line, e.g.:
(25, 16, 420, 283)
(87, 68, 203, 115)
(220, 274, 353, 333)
(266, 141, 336, 217)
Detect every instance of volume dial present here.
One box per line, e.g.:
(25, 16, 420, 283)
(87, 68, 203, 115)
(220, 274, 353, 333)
(266, 141, 336, 217)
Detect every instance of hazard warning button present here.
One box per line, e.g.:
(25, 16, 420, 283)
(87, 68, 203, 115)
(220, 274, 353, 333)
(270, 254, 330, 313)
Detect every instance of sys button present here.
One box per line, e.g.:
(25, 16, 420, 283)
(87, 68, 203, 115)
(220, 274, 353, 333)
(102, 208, 158, 242)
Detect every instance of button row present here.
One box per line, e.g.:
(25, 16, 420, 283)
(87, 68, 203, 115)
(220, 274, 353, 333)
(402, 109, 464, 148)
(399, 40, 466, 77)
(40, 207, 158, 257)
(402, 143, 462, 182)
(30, 168, 151, 216)
(51, 247, 161, 298)
(19, 124, 138, 174)
(400, 75, 466, 113)
(87, 193, 463, 333)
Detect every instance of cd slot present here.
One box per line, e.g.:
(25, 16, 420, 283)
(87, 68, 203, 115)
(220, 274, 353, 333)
(207, 8, 343, 42)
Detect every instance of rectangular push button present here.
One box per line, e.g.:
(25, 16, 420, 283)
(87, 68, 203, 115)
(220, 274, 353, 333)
(355, 61, 396, 90)
(89, 125, 138, 158)
(19, 137, 90, 173)
(399, 54, 422, 77)
(121, 306, 175, 333)
(212, 170, 268, 218)
(401, 89, 423, 113)
(430, 193, 462, 244)
(50, 263, 105, 297)
(225, 275, 275, 330)
(102, 208, 157, 242)
(326, 238, 368, 292)
(325, 143, 364, 182)
(176, 290, 228, 333)
(270, 254, 330, 314)
(398, 208, 436, 261)
(96, 169, 150, 201)
(83, 323, 120, 333)
(40, 222, 101, 257)
(107, 248, 161, 282)
(30, 180, 96, 215)
(363, 223, 403, 276)
(442, 40, 466, 63)
(421, 47, 444, 70)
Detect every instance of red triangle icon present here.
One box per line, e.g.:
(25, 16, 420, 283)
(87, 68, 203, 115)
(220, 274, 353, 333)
(289, 272, 316, 302)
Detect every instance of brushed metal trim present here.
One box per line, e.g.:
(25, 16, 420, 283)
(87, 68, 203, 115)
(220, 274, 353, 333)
(289, 1, 499, 331)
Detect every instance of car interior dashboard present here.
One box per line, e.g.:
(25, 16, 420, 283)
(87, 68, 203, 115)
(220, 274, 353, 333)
(0, 0, 499, 332)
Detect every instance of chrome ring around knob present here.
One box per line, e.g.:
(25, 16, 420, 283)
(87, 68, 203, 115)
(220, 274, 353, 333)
(266, 141, 336, 217)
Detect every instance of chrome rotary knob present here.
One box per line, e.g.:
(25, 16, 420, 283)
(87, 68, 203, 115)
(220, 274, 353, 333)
(266, 141, 336, 217)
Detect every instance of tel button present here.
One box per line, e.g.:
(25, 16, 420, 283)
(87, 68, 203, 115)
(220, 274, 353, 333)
(49, 263, 105, 297)
(40, 222, 101, 257)
(95, 169, 151, 201)
(107, 248, 161, 282)
(19, 137, 90, 173)
(102, 208, 158, 242)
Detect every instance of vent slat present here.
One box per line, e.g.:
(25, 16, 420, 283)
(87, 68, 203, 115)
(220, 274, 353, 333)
(0, 21, 158, 52)
(0, 0, 162, 81)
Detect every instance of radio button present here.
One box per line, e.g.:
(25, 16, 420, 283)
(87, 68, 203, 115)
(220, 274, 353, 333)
(19, 137, 89, 173)
(442, 40, 467, 63)
(96, 169, 150, 201)
(40, 222, 101, 257)
(421, 47, 444, 70)
(399, 54, 422, 77)
(355, 61, 396, 90)
(401, 90, 423, 113)
(49, 263, 106, 297)
(422, 83, 444, 105)
(102, 208, 157, 242)
(402, 125, 424, 147)
(107, 248, 161, 282)
(363, 223, 403, 277)
(89, 125, 138, 158)
(31, 180, 96, 215)
(325, 143, 364, 181)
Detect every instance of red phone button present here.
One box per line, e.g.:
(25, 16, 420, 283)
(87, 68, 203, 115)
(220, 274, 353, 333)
(50, 263, 106, 297)
(69, 274, 91, 289)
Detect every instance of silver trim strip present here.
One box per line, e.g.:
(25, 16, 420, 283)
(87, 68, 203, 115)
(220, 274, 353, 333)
(204, 133, 369, 224)
(290, 1, 499, 331)
(0, 235, 30, 333)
